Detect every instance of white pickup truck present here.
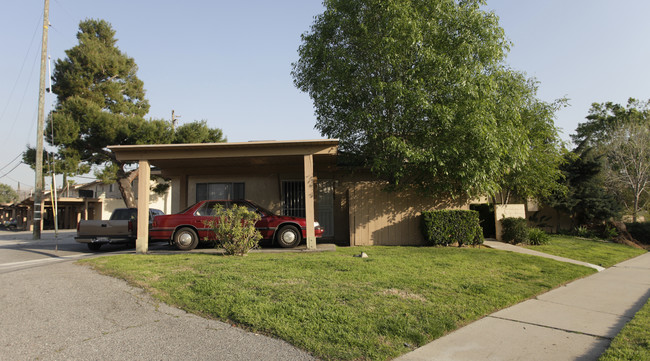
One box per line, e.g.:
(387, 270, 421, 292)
(75, 208, 164, 251)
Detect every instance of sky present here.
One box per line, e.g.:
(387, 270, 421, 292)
(1, 0, 650, 193)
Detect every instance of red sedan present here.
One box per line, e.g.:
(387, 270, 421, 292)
(150, 200, 324, 250)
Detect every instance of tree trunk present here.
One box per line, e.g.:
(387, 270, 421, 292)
(116, 164, 139, 208)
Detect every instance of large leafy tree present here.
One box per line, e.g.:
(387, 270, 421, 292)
(293, 0, 557, 198)
(25, 19, 225, 207)
(496, 95, 567, 204)
(0, 183, 19, 203)
(572, 98, 650, 221)
(572, 98, 650, 152)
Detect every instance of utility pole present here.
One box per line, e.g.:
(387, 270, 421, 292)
(171, 109, 180, 131)
(33, 0, 49, 240)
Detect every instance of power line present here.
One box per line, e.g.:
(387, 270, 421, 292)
(0, 162, 24, 180)
(0, 154, 23, 172)
(0, 11, 42, 124)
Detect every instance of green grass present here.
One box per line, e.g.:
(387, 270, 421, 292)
(81, 246, 595, 360)
(522, 235, 646, 268)
(599, 297, 650, 361)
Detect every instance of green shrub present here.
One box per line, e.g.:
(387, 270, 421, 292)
(601, 224, 618, 240)
(501, 217, 529, 244)
(421, 210, 483, 246)
(574, 225, 595, 238)
(527, 228, 550, 245)
(204, 204, 262, 255)
(625, 222, 650, 244)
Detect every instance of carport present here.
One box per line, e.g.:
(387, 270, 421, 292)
(109, 139, 339, 253)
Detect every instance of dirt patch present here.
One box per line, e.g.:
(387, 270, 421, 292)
(379, 288, 427, 302)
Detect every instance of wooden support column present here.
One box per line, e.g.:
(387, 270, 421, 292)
(303, 154, 316, 250)
(136, 160, 151, 254)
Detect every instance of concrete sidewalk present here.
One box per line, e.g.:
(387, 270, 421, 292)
(395, 251, 650, 361)
(483, 240, 606, 271)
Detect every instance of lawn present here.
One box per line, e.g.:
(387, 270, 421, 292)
(522, 235, 646, 268)
(599, 297, 650, 361)
(81, 246, 595, 361)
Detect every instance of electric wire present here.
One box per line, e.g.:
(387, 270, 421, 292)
(0, 154, 23, 173)
(0, 11, 41, 124)
(0, 12, 40, 148)
(0, 162, 24, 180)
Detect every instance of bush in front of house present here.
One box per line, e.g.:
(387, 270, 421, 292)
(204, 204, 263, 255)
(421, 210, 483, 246)
(501, 217, 529, 244)
(527, 227, 550, 245)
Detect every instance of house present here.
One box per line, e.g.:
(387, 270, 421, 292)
(108, 139, 473, 252)
(13, 179, 170, 231)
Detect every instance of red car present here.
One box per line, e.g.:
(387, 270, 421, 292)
(150, 200, 324, 250)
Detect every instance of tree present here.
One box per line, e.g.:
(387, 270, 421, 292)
(496, 96, 567, 204)
(293, 0, 555, 199)
(0, 184, 19, 203)
(572, 98, 650, 221)
(26, 19, 225, 207)
(573, 98, 650, 152)
(545, 150, 621, 227)
(604, 123, 650, 222)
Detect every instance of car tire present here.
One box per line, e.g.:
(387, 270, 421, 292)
(87, 243, 102, 251)
(174, 227, 199, 251)
(276, 225, 301, 248)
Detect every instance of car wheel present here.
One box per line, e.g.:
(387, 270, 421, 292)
(87, 243, 102, 251)
(174, 227, 199, 251)
(276, 225, 301, 248)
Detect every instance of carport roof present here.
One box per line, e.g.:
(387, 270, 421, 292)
(108, 139, 339, 173)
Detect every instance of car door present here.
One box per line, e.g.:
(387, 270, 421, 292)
(192, 201, 228, 241)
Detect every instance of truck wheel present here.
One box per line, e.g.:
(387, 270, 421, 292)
(88, 243, 102, 251)
(276, 225, 301, 248)
(174, 228, 199, 251)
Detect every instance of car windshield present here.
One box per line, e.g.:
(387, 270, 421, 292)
(239, 201, 275, 216)
(110, 209, 136, 220)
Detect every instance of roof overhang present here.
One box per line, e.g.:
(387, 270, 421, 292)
(108, 139, 339, 176)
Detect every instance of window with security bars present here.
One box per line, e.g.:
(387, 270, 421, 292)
(196, 183, 245, 202)
(281, 180, 305, 217)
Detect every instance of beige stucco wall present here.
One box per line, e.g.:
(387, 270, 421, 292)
(527, 205, 573, 233)
(346, 181, 468, 246)
(168, 173, 467, 246)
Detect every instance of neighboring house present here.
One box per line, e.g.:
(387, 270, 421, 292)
(109, 139, 473, 249)
(14, 179, 171, 231)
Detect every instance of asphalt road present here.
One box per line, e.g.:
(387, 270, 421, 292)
(0, 230, 316, 360)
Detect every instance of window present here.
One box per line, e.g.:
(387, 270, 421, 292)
(281, 180, 305, 217)
(196, 183, 244, 202)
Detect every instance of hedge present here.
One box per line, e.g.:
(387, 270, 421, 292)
(421, 210, 483, 246)
(501, 217, 529, 244)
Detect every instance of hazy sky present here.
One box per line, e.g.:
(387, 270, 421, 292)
(1, 0, 649, 191)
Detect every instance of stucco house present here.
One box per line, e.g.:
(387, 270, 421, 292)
(109, 139, 479, 252)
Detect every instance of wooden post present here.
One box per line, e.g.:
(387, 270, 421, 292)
(136, 160, 151, 254)
(303, 154, 316, 250)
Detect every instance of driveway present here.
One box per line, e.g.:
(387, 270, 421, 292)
(0, 230, 315, 360)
